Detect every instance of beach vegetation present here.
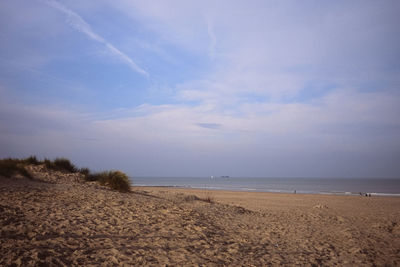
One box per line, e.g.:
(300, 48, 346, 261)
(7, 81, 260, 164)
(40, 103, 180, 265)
(44, 157, 78, 173)
(0, 158, 33, 179)
(53, 158, 78, 173)
(183, 194, 200, 202)
(178, 193, 214, 203)
(24, 155, 41, 165)
(200, 192, 214, 203)
(86, 171, 108, 183)
(202, 195, 214, 203)
(78, 167, 90, 177)
(87, 170, 131, 192)
(44, 158, 52, 168)
(107, 171, 131, 192)
(0, 156, 132, 192)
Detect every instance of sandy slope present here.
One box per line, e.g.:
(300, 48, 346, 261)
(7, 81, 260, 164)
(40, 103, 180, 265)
(1, 167, 399, 266)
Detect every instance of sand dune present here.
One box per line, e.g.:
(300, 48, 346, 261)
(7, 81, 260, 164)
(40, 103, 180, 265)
(1, 167, 399, 266)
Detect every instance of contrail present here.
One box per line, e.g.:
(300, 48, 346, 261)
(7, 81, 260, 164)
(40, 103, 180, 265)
(42, 0, 149, 77)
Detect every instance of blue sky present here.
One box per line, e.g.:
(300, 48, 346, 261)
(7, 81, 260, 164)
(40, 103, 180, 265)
(1, 0, 400, 177)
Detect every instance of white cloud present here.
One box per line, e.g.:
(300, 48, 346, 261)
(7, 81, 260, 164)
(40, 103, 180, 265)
(91, 88, 400, 152)
(1, 84, 399, 176)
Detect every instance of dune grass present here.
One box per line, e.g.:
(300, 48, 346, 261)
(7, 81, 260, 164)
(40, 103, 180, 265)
(43, 157, 78, 173)
(0, 158, 33, 179)
(86, 170, 131, 192)
(201, 194, 214, 203)
(177, 193, 214, 204)
(78, 167, 90, 177)
(0, 156, 131, 192)
(24, 155, 41, 165)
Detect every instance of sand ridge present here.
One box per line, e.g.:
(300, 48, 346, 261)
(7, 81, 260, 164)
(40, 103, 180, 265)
(1, 168, 399, 266)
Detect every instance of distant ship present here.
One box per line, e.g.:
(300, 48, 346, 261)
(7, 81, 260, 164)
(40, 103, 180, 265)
(210, 176, 230, 179)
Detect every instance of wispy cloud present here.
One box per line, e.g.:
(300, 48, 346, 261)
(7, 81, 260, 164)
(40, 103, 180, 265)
(205, 16, 217, 59)
(42, 0, 148, 77)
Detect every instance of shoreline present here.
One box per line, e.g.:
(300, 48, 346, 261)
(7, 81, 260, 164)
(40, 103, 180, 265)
(134, 186, 400, 214)
(133, 185, 400, 197)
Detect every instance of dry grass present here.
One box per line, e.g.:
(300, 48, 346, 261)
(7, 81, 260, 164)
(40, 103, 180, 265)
(200, 192, 215, 203)
(86, 170, 131, 192)
(44, 158, 78, 173)
(0, 156, 131, 193)
(0, 158, 33, 179)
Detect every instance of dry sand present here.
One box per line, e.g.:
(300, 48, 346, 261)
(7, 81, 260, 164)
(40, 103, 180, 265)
(1, 167, 399, 266)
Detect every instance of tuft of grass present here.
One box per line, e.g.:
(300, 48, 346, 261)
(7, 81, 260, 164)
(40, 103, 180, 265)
(108, 171, 131, 192)
(183, 194, 200, 202)
(200, 192, 214, 203)
(178, 193, 214, 203)
(79, 167, 90, 177)
(44, 158, 54, 169)
(202, 195, 214, 203)
(44, 157, 77, 173)
(53, 158, 77, 173)
(0, 158, 33, 179)
(86, 171, 108, 183)
(24, 155, 41, 165)
(86, 170, 131, 192)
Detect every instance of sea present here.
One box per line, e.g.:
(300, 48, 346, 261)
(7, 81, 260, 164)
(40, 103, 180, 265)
(132, 177, 400, 197)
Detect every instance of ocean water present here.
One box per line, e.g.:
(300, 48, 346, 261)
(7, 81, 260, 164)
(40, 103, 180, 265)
(132, 177, 400, 196)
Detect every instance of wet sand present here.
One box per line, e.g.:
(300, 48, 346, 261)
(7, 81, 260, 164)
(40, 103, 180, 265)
(1, 167, 399, 266)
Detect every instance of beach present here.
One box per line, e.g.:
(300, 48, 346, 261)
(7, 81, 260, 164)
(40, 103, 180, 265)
(1, 168, 400, 266)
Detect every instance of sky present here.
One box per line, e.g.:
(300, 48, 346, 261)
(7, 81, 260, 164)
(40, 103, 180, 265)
(1, 0, 400, 178)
